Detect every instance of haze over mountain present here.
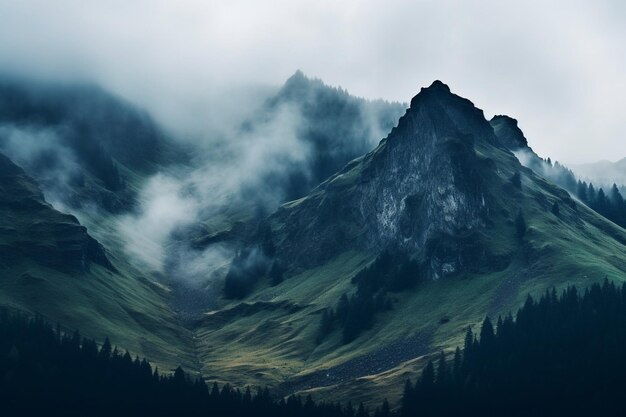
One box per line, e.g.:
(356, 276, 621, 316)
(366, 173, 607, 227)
(570, 158, 626, 189)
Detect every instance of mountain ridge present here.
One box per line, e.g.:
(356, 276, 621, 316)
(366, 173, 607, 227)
(193, 80, 626, 407)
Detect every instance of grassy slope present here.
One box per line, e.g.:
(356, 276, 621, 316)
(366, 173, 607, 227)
(192, 123, 626, 407)
(0, 263, 196, 372)
(0, 160, 197, 373)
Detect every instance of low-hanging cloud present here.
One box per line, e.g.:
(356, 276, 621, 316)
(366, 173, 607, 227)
(0, 125, 84, 206)
(116, 173, 200, 272)
(0, 0, 624, 163)
(113, 96, 313, 274)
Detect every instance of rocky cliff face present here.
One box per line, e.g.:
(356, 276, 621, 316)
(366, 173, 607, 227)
(269, 81, 516, 279)
(0, 153, 114, 273)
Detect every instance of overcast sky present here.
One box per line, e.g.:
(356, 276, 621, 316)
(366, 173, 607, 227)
(0, 0, 624, 163)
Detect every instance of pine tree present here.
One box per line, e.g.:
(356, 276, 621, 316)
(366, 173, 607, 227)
(317, 308, 334, 343)
(421, 361, 435, 389)
(436, 351, 449, 386)
(99, 337, 112, 360)
(381, 399, 390, 417)
(588, 183, 597, 204)
(453, 347, 463, 384)
(479, 317, 495, 348)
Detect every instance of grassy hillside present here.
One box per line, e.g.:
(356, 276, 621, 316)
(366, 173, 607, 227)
(0, 153, 196, 372)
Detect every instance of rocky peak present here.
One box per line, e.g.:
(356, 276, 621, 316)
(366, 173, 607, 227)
(490, 115, 529, 150)
(401, 80, 501, 150)
(270, 82, 509, 279)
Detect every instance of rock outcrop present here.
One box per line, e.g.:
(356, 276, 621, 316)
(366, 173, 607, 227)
(269, 81, 518, 279)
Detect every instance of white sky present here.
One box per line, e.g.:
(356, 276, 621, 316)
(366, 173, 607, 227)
(0, 0, 624, 163)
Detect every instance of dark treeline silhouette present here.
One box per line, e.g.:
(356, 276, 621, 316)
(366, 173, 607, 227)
(576, 181, 626, 228)
(6, 279, 626, 416)
(401, 280, 626, 417)
(0, 309, 381, 417)
(319, 251, 421, 344)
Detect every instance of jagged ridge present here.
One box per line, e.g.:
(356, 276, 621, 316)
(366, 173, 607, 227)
(269, 81, 517, 279)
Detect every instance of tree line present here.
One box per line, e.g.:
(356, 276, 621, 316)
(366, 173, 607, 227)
(318, 251, 421, 344)
(401, 279, 626, 417)
(0, 308, 388, 417)
(5, 278, 626, 415)
(575, 181, 626, 228)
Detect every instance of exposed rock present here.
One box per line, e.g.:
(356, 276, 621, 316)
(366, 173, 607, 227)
(269, 81, 516, 279)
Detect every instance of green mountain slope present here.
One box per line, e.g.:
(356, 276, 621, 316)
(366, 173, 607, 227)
(0, 152, 195, 372)
(194, 81, 626, 406)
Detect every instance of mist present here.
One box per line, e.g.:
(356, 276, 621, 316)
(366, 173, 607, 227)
(114, 95, 306, 273)
(113, 74, 402, 280)
(1, 1, 625, 163)
(0, 126, 83, 204)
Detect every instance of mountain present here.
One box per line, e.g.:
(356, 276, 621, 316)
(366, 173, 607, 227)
(570, 158, 626, 189)
(177, 72, 406, 315)
(191, 71, 405, 224)
(1, 76, 625, 409)
(262, 70, 406, 202)
(0, 77, 184, 213)
(0, 151, 196, 371)
(194, 81, 626, 406)
(0, 72, 407, 377)
(267, 80, 508, 278)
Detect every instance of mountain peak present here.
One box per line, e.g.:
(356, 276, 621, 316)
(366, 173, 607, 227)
(490, 115, 528, 150)
(267, 81, 510, 279)
(286, 69, 307, 83)
(425, 79, 451, 92)
(409, 80, 452, 107)
(280, 70, 311, 92)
